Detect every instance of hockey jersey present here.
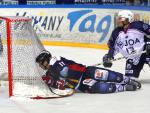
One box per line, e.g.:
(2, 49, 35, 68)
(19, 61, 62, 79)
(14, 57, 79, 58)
(108, 21, 150, 64)
(46, 56, 86, 89)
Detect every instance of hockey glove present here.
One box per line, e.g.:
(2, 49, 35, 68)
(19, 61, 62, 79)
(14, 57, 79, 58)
(42, 75, 54, 87)
(103, 54, 113, 68)
(146, 42, 150, 56)
(56, 80, 65, 90)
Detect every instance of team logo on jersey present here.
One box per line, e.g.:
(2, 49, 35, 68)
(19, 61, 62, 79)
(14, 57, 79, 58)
(124, 38, 140, 46)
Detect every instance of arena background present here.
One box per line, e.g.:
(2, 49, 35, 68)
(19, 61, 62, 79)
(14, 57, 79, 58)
(0, 1, 150, 113)
(0, 4, 150, 49)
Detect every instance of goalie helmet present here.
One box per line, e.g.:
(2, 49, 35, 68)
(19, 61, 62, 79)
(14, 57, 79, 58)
(36, 50, 52, 64)
(118, 10, 134, 23)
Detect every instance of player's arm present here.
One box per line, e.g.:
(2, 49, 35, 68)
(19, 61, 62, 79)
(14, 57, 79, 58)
(44, 66, 70, 90)
(139, 21, 150, 35)
(103, 28, 120, 67)
(139, 21, 150, 55)
(42, 73, 66, 90)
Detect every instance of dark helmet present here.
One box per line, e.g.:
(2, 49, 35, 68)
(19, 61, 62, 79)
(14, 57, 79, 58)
(36, 50, 52, 64)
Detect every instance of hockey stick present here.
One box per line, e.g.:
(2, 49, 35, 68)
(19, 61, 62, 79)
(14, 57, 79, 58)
(0, 75, 74, 99)
(92, 50, 146, 67)
(31, 88, 75, 99)
(49, 87, 74, 96)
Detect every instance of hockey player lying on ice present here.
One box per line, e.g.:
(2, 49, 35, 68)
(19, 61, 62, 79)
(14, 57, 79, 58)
(36, 50, 141, 94)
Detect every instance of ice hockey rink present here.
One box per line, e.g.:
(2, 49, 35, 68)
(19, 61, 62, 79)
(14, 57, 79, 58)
(0, 46, 150, 113)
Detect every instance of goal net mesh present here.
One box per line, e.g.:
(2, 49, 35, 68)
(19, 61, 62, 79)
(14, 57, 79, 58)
(0, 16, 58, 98)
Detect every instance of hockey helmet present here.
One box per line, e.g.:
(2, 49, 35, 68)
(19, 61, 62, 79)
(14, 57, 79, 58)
(36, 50, 52, 64)
(117, 10, 134, 23)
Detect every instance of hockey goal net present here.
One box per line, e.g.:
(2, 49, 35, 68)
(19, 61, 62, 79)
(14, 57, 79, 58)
(0, 16, 73, 99)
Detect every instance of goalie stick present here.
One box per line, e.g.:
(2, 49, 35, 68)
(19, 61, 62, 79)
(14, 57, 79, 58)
(92, 50, 146, 67)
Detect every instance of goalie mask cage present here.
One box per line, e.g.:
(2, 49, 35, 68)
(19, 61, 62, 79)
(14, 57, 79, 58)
(0, 16, 59, 99)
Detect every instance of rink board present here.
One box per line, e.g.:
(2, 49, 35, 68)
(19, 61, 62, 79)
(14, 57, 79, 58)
(0, 5, 149, 49)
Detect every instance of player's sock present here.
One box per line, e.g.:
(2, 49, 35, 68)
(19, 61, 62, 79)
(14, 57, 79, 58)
(115, 84, 124, 92)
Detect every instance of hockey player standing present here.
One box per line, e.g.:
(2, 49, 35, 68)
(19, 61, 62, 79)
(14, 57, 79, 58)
(36, 50, 141, 94)
(103, 10, 150, 79)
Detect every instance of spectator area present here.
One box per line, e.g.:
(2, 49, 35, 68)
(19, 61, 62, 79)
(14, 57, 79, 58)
(0, 0, 149, 6)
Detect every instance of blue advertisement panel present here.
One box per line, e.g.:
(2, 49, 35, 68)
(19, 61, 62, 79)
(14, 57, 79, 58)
(0, 5, 149, 48)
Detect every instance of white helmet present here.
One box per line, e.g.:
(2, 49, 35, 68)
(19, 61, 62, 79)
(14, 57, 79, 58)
(118, 10, 134, 23)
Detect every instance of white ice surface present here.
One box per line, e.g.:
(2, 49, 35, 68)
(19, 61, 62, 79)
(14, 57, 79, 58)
(0, 46, 150, 113)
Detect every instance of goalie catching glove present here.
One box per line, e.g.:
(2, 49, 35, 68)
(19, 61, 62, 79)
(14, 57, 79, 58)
(42, 75, 54, 87)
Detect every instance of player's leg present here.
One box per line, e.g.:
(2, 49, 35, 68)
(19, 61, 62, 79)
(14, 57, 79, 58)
(85, 66, 130, 84)
(92, 82, 139, 93)
(145, 53, 150, 66)
(80, 79, 137, 94)
(124, 57, 145, 89)
(125, 55, 145, 78)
